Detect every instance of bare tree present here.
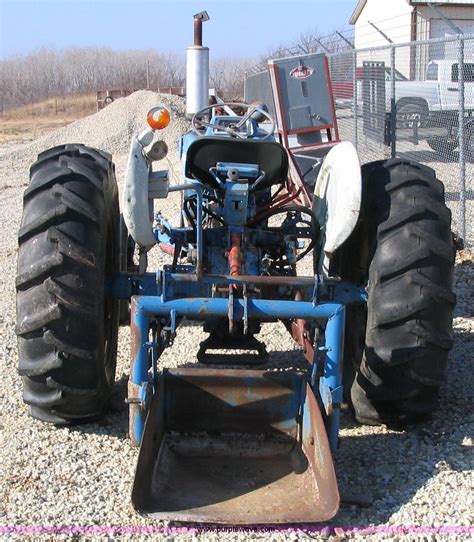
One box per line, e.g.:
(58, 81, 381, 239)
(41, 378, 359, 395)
(0, 46, 188, 109)
(210, 56, 255, 99)
(0, 28, 354, 111)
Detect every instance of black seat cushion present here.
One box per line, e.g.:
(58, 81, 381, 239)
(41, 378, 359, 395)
(185, 136, 289, 190)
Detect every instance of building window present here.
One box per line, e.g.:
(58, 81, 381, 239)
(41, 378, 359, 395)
(427, 63, 439, 81)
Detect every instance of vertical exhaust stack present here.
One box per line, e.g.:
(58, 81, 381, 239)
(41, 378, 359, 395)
(186, 11, 210, 118)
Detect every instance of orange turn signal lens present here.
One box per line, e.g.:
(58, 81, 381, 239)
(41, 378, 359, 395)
(147, 106, 171, 130)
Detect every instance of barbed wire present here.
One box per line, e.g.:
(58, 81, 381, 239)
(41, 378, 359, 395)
(246, 12, 474, 76)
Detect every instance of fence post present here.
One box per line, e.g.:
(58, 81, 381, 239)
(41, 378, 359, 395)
(390, 45, 397, 159)
(353, 49, 358, 150)
(457, 35, 466, 243)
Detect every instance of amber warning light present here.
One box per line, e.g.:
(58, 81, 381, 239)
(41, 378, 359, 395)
(147, 107, 171, 130)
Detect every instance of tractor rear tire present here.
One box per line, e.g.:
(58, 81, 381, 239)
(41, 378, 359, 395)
(334, 158, 455, 426)
(16, 144, 121, 424)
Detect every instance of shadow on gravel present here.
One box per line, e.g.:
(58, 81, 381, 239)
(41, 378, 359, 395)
(68, 373, 129, 440)
(332, 326, 473, 526)
(398, 150, 451, 164)
(173, 348, 308, 371)
(453, 260, 473, 318)
(396, 149, 471, 164)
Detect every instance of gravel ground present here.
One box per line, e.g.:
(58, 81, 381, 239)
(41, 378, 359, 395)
(0, 92, 472, 541)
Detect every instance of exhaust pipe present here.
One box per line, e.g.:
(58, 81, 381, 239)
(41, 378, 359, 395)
(186, 11, 210, 118)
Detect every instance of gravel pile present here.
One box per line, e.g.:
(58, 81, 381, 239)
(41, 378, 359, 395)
(0, 90, 189, 188)
(0, 92, 472, 541)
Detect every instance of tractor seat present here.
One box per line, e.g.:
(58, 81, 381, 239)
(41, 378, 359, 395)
(185, 136, 289, 190)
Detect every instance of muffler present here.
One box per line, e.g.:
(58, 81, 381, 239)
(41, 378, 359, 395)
(186, 11, 210, 117)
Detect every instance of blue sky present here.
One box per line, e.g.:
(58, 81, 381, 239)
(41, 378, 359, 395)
(0, 0, 357, 58)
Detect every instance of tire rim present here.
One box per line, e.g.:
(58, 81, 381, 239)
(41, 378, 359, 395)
(398, 110, 422, 129)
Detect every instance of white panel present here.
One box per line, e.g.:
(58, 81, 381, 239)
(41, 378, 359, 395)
(123, 136, 156, 249)
(312, 142, 362, 276)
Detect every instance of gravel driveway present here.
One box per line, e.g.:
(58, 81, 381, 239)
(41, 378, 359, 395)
(0, 92, 472, 541)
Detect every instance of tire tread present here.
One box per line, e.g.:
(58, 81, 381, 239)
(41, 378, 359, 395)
(16, 144, 120, 424)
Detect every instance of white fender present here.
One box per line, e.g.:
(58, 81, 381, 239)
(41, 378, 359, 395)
(122, 136, 157, 249)
(312, 141, 362, 276)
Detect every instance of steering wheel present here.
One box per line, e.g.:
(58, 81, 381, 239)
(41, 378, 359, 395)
(191, 102, 275, 140)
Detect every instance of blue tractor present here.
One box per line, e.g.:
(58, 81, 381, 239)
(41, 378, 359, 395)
(16, 13, 455, 524)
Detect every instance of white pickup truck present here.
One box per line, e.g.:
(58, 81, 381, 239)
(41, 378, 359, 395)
(394, 60, 474, 123)
(392, 60, 473, 156)
(334, 60, 474, 118)
(333, 59, 474, 155)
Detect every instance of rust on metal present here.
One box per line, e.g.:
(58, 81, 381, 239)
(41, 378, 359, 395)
(158, 242, 175, 256)
(280, 290, 315, 365)
(194, 16, 203, 46)
(228, 232, 243, 278)
(126, 381, 142, 404)
(130, 297, 141, 360)
(171, 273, 316, 287)
(286, 320, 315, 364)
(132, 368, 339, 524)
(287, 153, 312, 207)
(129, 297, 142, 447)
(301, 382, 338, 490)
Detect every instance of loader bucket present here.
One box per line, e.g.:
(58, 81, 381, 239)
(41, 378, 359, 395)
(132, 368, 339, 524)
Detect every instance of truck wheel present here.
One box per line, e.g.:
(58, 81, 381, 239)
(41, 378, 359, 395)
(333, 159, 455, 426)
(16, 144, 121, 424)
(396, 101, 428, 129)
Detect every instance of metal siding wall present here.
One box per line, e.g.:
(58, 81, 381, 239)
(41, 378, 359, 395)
(414, 6, 474, 77)
(353, 0, 414, 77)
(417, 5, 474, 33)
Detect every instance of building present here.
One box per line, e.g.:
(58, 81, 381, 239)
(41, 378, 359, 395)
(349, 0, 474, 78)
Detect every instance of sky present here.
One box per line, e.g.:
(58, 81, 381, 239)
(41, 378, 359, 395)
(0, 0, 357, 59)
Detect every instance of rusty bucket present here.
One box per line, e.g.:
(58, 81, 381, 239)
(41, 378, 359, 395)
(132, 368, 339, 524)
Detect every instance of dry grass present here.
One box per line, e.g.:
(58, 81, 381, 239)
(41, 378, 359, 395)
(0, 94, 96, 143)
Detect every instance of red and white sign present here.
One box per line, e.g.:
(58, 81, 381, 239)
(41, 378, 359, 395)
(289, 64, 314, 80)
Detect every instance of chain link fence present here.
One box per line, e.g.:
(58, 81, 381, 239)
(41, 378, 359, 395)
(328, 34, 473, 248)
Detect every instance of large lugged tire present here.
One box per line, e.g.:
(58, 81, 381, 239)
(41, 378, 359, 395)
(16, 144, 121, 424)
(334, 158, 456, 426)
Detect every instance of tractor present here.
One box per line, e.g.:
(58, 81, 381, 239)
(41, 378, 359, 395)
(16, 12, 455, 523)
